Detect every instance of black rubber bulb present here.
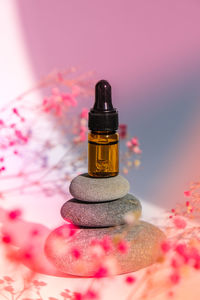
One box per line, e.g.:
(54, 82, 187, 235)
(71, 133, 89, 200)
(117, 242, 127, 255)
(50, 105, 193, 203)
(93, 80, 114, 111)
(88, 79, 118, 131)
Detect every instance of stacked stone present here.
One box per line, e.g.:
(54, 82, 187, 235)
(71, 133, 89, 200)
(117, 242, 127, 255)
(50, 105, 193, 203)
(45, 173, 165, 277)
(61, 174, 141, 228)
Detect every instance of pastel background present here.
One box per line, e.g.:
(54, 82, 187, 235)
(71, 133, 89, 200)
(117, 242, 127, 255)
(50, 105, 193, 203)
(1, 0, 200, 210)
(1, 1, 200, 299)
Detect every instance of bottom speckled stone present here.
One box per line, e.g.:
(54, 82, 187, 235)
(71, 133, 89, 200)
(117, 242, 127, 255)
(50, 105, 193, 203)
(44, 221, 166, 277)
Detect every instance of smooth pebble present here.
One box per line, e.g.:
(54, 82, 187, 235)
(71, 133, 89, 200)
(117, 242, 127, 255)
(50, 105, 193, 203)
(61, 193, 142, 227)
(45, 221, 165, 276)
(69, 173, 129, 202)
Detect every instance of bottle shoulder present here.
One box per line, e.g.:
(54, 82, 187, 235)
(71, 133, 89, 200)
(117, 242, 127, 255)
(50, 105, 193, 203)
(88, 131, 119, 143)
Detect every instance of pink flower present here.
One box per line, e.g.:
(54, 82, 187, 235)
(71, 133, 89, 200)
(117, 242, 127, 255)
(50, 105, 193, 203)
(31, 229, 40, 236)
(4, 286, 14, 293)
(161, 241, 171, 253)
(60, 291, 71, 298)
(126, 137, 141, 154)
(73, 292, 83, 300)
(175, 243, 189, 263)
(131, 137, 139, 146)
(84, 289, 98, 299)
(175, 243, 187, 256)
(170, 272, 180, 285)
(62, 93, 77, 107)
(119, 124, 127, 139)
(173, 217, 187, 229)
(117, 240, 129, 254)
(194, 259, 200, 270)
(94, 266, 108, 278)
(184, 190, 191, 197)
(4, 276, 14, 282)
(100, 236, 112, 252)
(33, 280, 47, 287)
(168, 291, 174, 297)
(12, 107, 25, 122)
(2, 234, 12, 244)
(15, 130, 28, 143)
(80, 108, 89, 119)
(125, 275, 136, 284)
(126, 141, 132, 148)
(0, 166, 6, 172)
(91, 237, 112, 251)
(42, 87, 77, 116)
(133, 146, 142, 154)
(171, 258, 180, 269)
(12, 107, 19, 115)
(8, 209, 22, 220)
(71, 247, 81, 259)
(68, 223, 78, 237)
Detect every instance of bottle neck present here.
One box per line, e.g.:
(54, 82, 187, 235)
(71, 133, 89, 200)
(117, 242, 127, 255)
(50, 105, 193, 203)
(90, 130, 117, 135)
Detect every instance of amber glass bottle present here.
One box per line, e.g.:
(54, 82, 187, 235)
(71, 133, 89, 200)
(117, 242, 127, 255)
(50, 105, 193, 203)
(88, 80, 119, 177)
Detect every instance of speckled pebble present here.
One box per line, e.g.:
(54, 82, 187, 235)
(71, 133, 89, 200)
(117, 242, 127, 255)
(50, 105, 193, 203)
(61, 193, 142, 227)
(69, 173, 130, 202)
(44, 221, 165, 276)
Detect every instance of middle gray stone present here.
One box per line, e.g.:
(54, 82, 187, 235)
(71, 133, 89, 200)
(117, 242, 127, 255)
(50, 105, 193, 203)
(61, 193, 142, 227)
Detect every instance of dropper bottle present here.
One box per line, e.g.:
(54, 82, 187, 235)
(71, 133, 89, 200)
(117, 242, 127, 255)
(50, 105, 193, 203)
(88, 80, 119, 177)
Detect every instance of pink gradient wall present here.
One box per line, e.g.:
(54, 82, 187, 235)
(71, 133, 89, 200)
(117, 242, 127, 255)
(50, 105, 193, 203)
(13, 0, 200, 208)
(0, 4, 200, 299)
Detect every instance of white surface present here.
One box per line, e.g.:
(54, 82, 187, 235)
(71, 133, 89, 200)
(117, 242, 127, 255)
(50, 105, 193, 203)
(0, 1, 34, 103)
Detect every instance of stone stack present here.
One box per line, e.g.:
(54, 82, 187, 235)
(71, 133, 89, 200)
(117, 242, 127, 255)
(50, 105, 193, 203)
(45, 173, 165, 277)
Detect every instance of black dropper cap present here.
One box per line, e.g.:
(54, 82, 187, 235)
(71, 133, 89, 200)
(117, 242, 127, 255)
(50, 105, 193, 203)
(88, 80, 118, 131)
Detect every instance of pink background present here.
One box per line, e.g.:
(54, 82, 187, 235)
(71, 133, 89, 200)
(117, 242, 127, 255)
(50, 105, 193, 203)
(2, 0, 200, 209)
(0, 3, 200, 299)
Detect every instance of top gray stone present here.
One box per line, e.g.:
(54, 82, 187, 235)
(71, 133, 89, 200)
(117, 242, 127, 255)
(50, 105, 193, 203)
(69, 173, 130, 202)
